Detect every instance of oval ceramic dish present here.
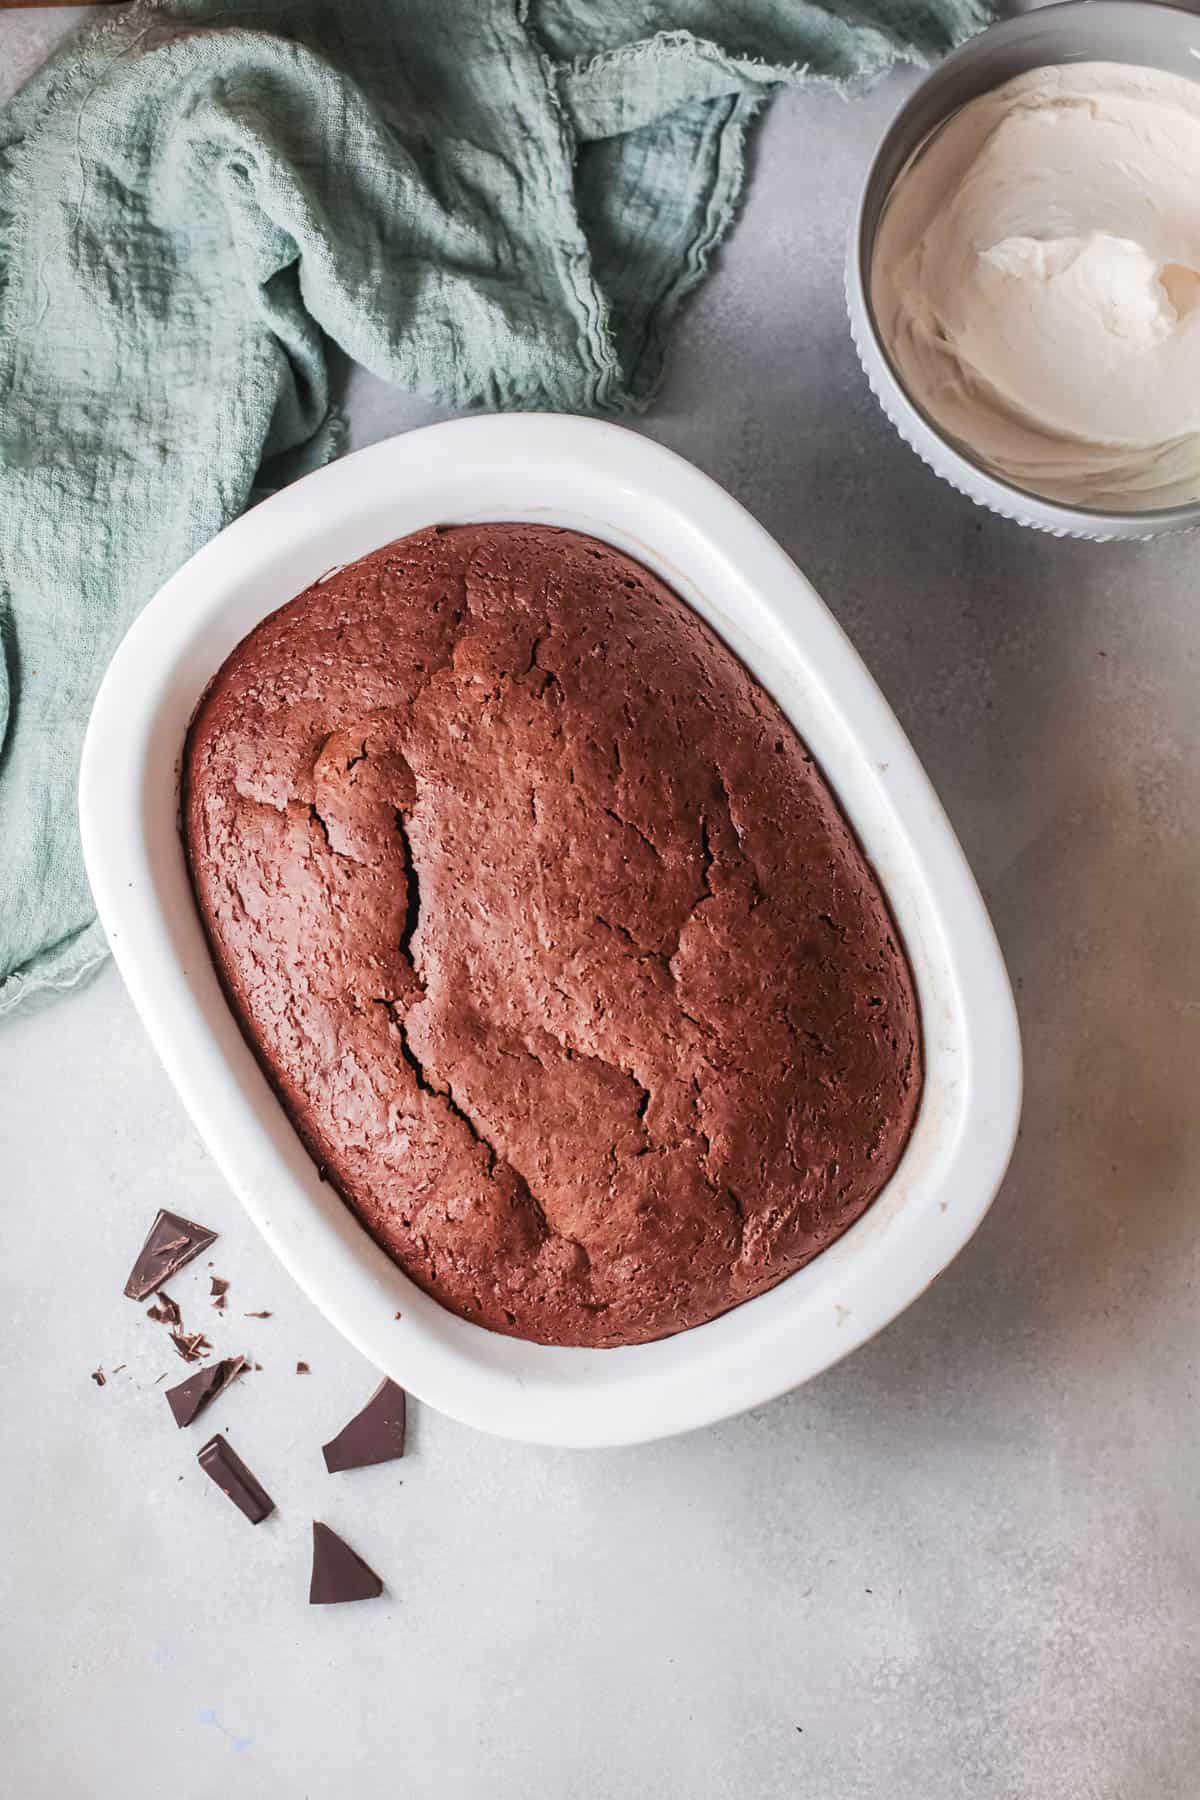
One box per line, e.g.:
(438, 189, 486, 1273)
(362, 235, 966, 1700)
(80, 415, 1021, 1447)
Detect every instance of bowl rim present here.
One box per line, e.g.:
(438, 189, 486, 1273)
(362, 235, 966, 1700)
(848, 0, 1200, 537)
(79, 414, 1022, 1446)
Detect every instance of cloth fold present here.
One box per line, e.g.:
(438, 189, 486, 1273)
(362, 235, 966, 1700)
(0, 0, 988, 1018)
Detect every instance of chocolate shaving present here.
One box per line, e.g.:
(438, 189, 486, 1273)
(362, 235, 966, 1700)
(91, 1368, 106, 1387)
(166, 1356, 247, 1428)
(244, 1311, 272, 1319)
(123, 1210, 217, 1301)
(309, 1522, 383, 1604)
(197, 1436, 274, 1524)
(146, 1291, 182, 1326)
(169, 1328, 212, 1363)
(322, 1379, 406, 1473)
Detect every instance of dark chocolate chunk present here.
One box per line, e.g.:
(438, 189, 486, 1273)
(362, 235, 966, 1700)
(170, 1328, 212, 1363)
(166, 1356, 247, 1428)
(296, 1362, 310, 1375)
(91, 1368, 106, 1387)
(322, 1379, 406, 1474)
(197, 1436, 275, 1523)
(124, 1211, 218, 1301)
(309, 1522, 383, 1604)
(146, 1291, 182, 1326)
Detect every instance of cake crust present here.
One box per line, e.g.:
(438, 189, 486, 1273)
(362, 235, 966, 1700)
(183, 524, 921, 1347)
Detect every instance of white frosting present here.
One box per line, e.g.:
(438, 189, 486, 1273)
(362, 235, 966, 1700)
(871, 63, 1200, 511)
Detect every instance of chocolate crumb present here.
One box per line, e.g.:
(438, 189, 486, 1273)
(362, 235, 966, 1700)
(394, 1312, 402, 1320)
(91, 1368, 106, 1387)
(296, 1362, 310, 1375)
(210, 1277, 229, 1297)
(169, 1328, 212, 1363)
(146, 1291, 182, 1326)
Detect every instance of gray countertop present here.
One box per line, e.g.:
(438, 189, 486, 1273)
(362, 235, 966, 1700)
(3, 11, 1198, 1799)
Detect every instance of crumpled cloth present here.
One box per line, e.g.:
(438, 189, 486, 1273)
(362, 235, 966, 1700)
(0, 0, 987, 1017)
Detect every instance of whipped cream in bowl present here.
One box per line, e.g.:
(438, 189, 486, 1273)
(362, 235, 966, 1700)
(846, 4, 1200, 536)
(873, 62, 1200, 511)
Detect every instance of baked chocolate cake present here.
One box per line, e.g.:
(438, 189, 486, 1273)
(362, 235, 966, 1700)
(184, 524, 921, 1347)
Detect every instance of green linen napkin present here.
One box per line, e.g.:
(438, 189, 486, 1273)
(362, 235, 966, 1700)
(0, 0, 987, 1019)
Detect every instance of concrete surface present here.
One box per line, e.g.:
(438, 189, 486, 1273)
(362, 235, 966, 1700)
(3, 10, 1198, 1800)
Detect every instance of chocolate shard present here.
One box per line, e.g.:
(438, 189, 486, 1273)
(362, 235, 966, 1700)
(309, 1522, 383, 1604)
(124, 1211, 218, 1301)
(322, 1379, 406, 1474)
(197, 1435, 274, 1524)
(166, 1356, 247, 1428)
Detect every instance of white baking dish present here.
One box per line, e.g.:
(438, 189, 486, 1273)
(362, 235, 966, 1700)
(80, 415, 1020, 1448)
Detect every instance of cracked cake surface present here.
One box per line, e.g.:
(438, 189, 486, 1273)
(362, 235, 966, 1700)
(183, 523, 922, 1347)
